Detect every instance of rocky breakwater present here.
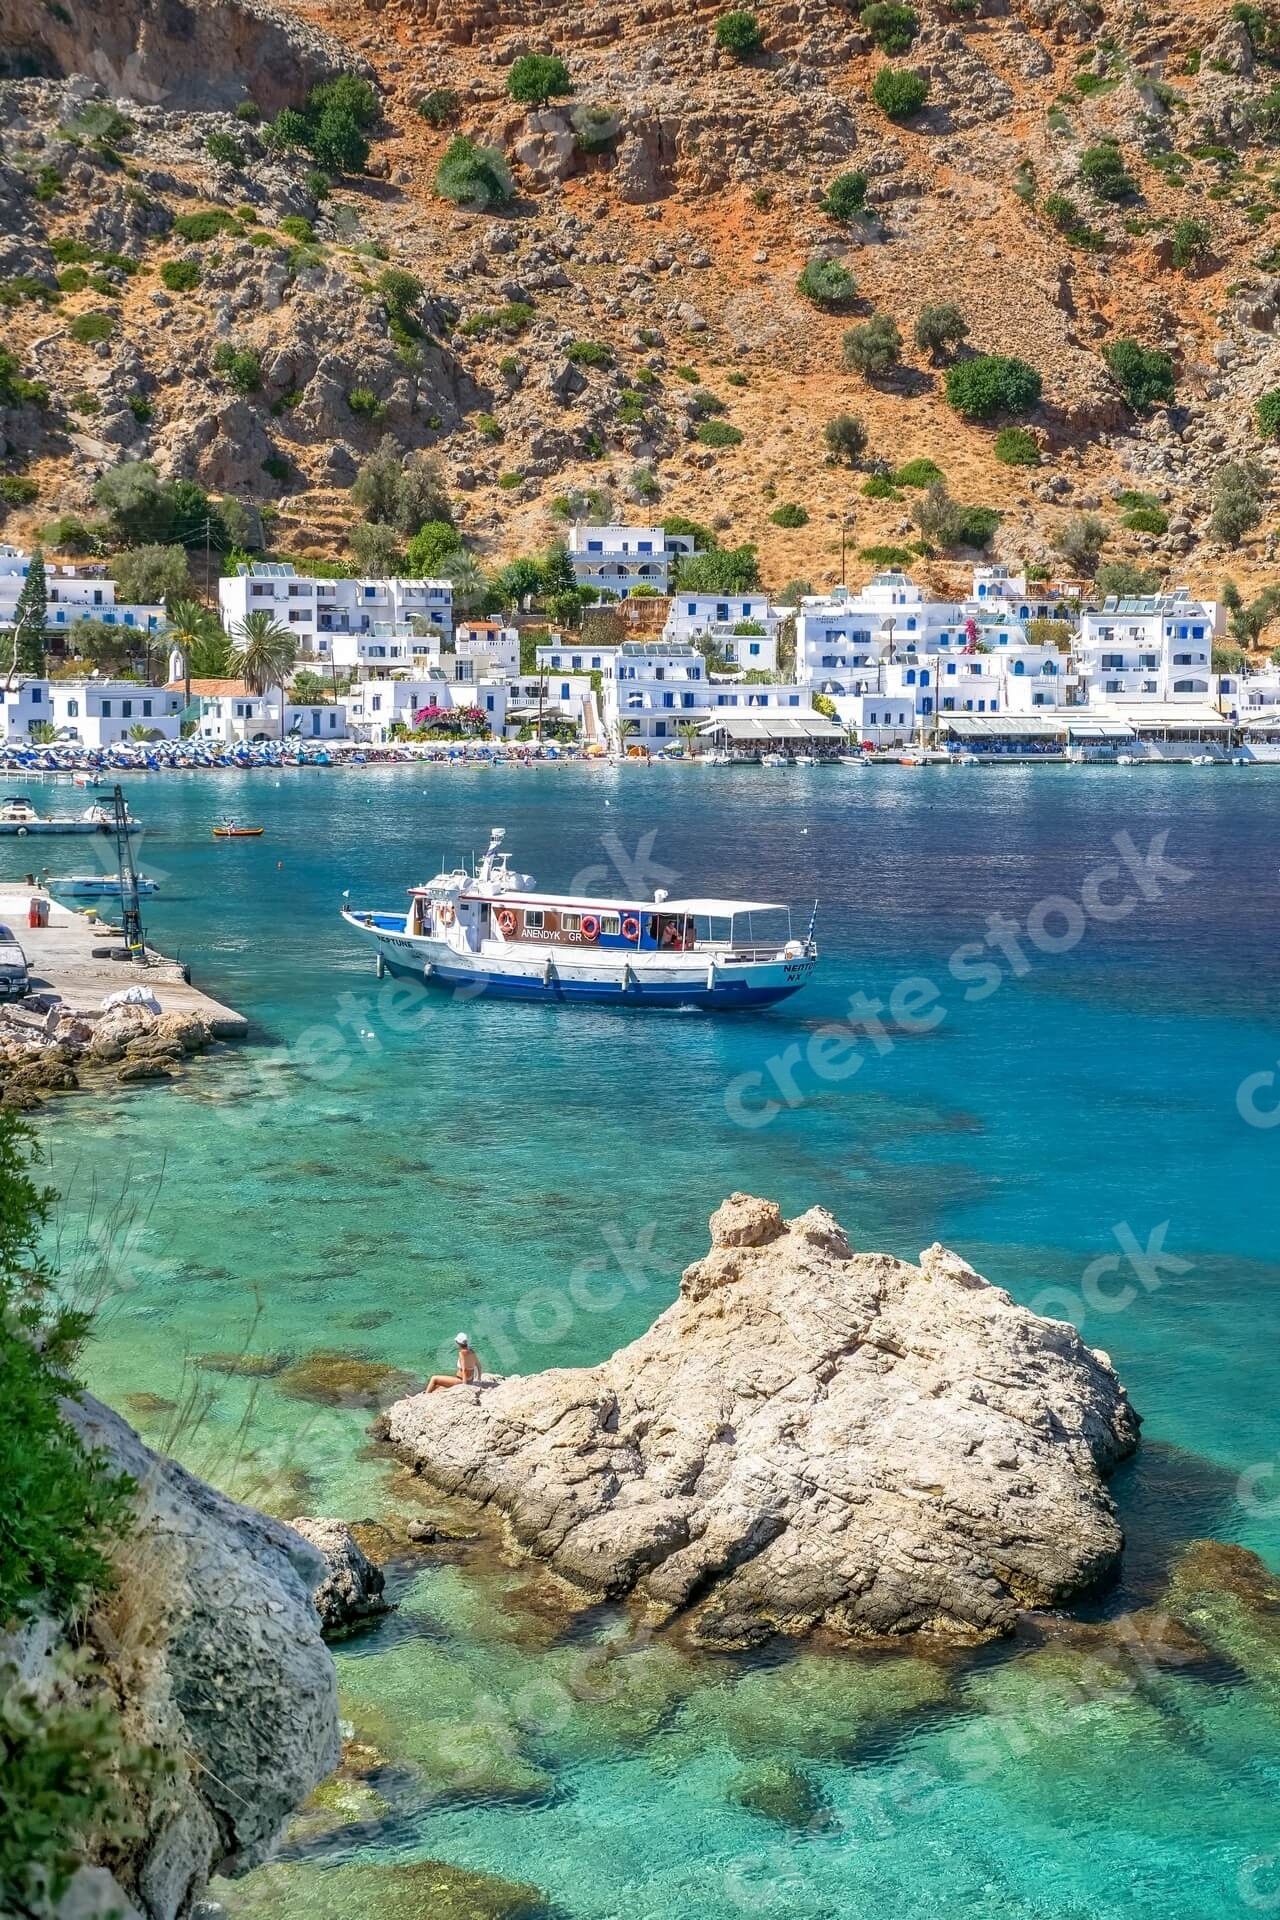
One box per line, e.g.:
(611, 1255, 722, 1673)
(0, 997, 214, 1106)
(5, 1396, 339, 1919)
(378, 1195, 1141, 1648)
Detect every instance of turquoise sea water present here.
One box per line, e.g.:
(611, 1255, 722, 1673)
(25, 763, 1280, 1920)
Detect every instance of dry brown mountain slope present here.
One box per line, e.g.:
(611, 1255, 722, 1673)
(2, 0, 1280, 603)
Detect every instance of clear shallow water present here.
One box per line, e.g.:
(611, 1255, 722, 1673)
(25, 763, 1280, 1920)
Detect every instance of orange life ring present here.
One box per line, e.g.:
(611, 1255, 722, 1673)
(439, 903, 455, 926)
(580, 914, 600, 941)
(496, 907, 517, 936)
(621, 914, 640, 942)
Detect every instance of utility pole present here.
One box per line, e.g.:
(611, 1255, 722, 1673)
(204, 516, 212, 603)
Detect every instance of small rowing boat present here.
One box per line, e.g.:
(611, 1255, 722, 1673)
(212, 821, 264, 839)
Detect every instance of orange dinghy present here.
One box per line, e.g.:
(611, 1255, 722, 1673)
(212, 821, 265, 839)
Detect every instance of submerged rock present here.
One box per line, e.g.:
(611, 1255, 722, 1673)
(276, 1350, 419, 1409)
(380, 1195, 1140, 1648)
(730, 1759, 826, 1828)
(215, 1859, 549, 1920)
(289, 1518, 392, 1638)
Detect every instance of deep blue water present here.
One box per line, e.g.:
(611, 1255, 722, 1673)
(25, 762, 1280, 1920)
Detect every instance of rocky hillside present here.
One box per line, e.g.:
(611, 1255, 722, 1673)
(2, 0, 1279, 601)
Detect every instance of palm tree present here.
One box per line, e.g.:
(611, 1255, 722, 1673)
(444, 552, 486, 615)
(167, 598, 231, 690)
(615, 715, 639, 758)
(232, 610, 298, 742)
(677, 719, 702, 760)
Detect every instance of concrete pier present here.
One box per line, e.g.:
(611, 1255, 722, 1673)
(0, 891, 248, 1038)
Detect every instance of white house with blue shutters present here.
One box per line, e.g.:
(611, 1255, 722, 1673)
(662, 592, 779, 671)
(1076, 592, 1222, 705)
(0, 547, 166, 650)
(566, 524, 695, 597)
(599, 640, 811, 747)
(2, 677, 185, 745)
(218, 563, 453, 655)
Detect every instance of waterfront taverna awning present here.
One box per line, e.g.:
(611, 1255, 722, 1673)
(942, 715, 1067, 739)
(1087, 702, 1232, 733)
(1067, 722, 1137, 741)
(698, 713, 845, 741)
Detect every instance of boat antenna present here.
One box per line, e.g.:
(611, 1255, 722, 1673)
(805, 899, 819, 949)
(112, 783, 145, 962)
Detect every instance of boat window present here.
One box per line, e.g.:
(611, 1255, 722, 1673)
(599, 912, 620, 936)
(524, 910, 545, 930)
(561, 913, 582, 933)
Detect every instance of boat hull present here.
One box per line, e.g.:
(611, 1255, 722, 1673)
(344, 913, 814, 1010)
(0, 821, 117, 835)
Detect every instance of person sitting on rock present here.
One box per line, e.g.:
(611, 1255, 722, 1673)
(426, 1332, 482, 1393)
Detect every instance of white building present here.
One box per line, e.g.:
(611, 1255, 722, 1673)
(173, 677, 349, 745)
(566, 525, 695, 598)
(3, 677, 185, 746)
(601, 640, 812, 747)
(218, 563, 453, 656)
(451, 619, 520, 679)
(968, 565, 1073, 623)
(663, 592, 780, 672)
(1077, 591, 1222, 706)
(794, 574, 965, 693)
(0, 546, 167, 648)
(830, 622, 1074, 747)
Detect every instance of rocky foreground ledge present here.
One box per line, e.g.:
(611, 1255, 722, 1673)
(378, 1196, 1141, 1648)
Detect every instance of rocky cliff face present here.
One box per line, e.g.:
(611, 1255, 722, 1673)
(3, 1396, 340, 1920)
(1, 0, 1278, 601)
(0, 0, 354, 112)
(380, 1195, 1140, 1649)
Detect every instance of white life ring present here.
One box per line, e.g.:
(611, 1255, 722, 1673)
(580, 913, 600, 941)
(621, 913, 640, 942)
(496, 907, 517, 936)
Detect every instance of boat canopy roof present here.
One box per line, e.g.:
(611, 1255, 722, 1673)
(408, 884, 787, 915)
(656, 897, 788, 916)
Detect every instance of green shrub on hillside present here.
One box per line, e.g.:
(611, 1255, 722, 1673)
(824, 412, 867, 463)
(796, 256, 858, 308)
(944, 354, 1041, 418)
(871, 67, 929, 117)
(861, 2, 918, 51)
(715, 9, 764, 54)
(892, 456, 944, 486)
(993, 426, 1040, 465)
(160, 259, 200, 292)
(507, 53, 573, 105)
(1103, 338, 1175, 410)
(434, 136, 514, 209)
(821, 171, 868, 219)
(842, 312, 902, 376)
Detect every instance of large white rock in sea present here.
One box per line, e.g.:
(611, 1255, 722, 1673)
(379, 1196, 1141, 1647)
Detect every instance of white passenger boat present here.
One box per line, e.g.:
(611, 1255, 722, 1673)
(0, 796, 139, 835)
(342, 827, 817, 1009)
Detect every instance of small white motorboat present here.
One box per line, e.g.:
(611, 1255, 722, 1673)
(1189, 754, 1216, 767)
(760, 752, 788, 768)
(791, 753, 817, 767)
(837, 755, 866, 767)
(45, 873, 159, 897)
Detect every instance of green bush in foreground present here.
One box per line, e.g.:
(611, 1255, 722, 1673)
(1121, 505, 1168, 534)
(68, 311, 115, 345)
(769, 501, 809, 527)
(871, 67, 929, 117)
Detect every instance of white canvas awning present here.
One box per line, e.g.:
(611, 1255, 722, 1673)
(942, 715, 1067, 739)
(698, 712, 845, 741)
(1088, 703, 1232, 731)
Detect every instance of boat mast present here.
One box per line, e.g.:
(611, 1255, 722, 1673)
(111, 783, 145, 961)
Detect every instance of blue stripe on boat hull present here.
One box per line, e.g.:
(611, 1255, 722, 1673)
(378, 953, 807, 1009)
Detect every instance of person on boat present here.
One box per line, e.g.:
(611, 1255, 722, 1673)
(425, 1331, 483, 1393)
